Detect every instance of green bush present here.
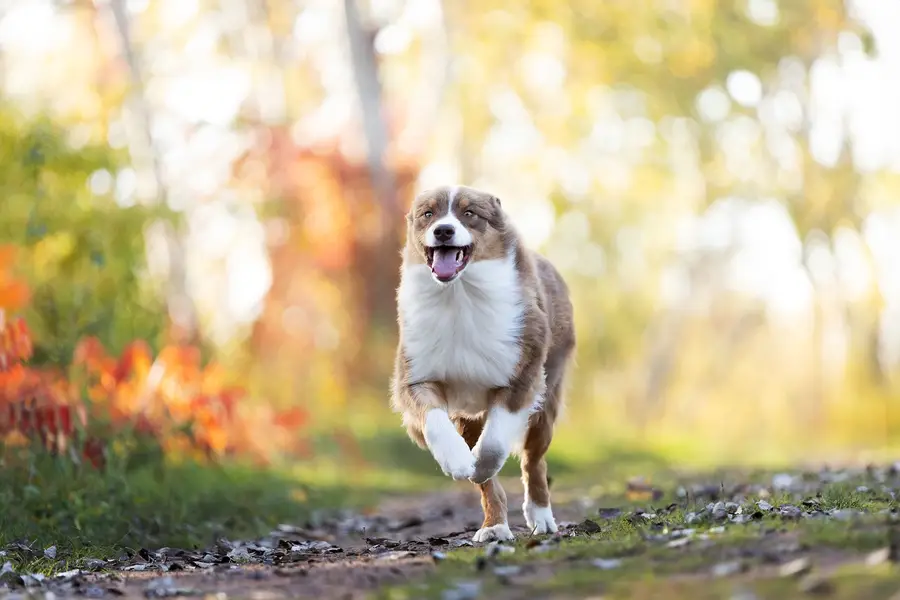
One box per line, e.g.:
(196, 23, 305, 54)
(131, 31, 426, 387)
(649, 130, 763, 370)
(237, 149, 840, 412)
(0, 104, 171, 364)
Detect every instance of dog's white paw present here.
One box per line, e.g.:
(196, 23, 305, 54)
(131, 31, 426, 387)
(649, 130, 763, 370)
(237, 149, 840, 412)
(438, 449, 476, 480)
(524, 498, 557, 535)
(472, 523, 515, 543)
(424, 409, 476, 480)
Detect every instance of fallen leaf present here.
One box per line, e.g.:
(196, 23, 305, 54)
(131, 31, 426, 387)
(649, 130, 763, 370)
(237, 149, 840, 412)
(83, 558, 107, 571)
(626, 477, 664, 501)
(597, 508, 623, 519)
(574, 519, 602, 534)
(389, 516, 425, 531)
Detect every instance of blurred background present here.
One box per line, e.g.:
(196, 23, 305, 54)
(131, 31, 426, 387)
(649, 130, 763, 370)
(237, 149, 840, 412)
(2, 0, 900, 545)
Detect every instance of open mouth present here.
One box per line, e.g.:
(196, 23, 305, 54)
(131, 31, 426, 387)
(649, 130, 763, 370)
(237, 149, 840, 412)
(425, 245, 472, 283)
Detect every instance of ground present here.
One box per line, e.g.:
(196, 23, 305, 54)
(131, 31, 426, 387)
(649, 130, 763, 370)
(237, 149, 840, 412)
(3, 462, 900, 599)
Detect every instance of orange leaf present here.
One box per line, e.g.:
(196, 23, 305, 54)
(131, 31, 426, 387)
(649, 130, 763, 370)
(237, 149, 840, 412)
(274, 407, 309, 429)
(0, 281, 29, 311)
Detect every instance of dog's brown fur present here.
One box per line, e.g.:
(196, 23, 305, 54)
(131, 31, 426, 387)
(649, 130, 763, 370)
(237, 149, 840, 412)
(391, 185, 575, 536)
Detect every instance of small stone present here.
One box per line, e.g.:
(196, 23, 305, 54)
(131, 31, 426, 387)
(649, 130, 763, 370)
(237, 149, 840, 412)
(667, 537, 691, 549)
(485, 542, 515, 558)
(773, 474, 795, 490)
(780, 505, 803, 519)
(671, 528, 695, 538)
(592, 558, 622, 570)
(712, 561, 744, 577)
(442, 580, 481, 600)
(493, 566, 521, 577)
(780, 557, 812, 577)
(122, 564, 150, 572)
(376, 551, 416, 561)
(685, 512, 701, 524)
(83, 586, 106, 598)
(226, 548, 251, 563)
(43, 546, 57, 560)
(798, 574, 833, 595)
(757, 500, 773, 512)
(828, 509, 856, 521)
(20, 573, 45, 587)
(56, 569, 81, 580)
(866, 547, 891, 567)
(725, 502, 740, 514)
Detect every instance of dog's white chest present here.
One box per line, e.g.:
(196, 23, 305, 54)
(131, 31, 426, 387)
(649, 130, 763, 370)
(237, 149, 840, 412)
(398, 257, 524, 392)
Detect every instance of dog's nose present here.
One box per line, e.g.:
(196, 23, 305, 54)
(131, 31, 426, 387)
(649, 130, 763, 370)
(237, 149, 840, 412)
(433, 224, 455, 243)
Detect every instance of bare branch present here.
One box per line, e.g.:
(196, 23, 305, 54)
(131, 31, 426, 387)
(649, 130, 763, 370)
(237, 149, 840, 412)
(107, 0, 199, 343)
(343, 0, 398, 216)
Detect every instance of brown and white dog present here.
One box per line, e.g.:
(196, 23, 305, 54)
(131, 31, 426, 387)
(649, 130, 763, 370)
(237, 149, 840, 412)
(391, 185, 575, 542)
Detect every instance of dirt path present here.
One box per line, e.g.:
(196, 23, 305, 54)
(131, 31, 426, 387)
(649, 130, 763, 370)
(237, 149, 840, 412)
(38, 481, 576, 599)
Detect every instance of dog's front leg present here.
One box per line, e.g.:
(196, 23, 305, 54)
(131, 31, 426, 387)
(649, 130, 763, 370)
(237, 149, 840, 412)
(402, 383, 475, 480)
(469, 400, 533, 485)
(471, 320, 549, 485)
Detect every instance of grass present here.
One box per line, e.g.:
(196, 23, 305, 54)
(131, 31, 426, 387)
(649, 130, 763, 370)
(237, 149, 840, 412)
(0, 430, 448, 575)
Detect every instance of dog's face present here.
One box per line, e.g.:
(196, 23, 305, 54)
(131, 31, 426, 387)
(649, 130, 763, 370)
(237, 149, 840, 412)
(406, 186, 507, 284)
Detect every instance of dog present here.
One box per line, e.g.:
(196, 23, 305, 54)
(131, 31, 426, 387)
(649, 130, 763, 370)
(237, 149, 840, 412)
(391, 185, 575, 543)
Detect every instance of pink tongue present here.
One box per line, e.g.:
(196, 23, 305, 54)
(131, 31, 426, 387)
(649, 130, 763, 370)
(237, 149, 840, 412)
(432, 248, 462, 280)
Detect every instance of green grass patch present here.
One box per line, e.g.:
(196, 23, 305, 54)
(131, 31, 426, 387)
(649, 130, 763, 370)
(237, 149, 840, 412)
(0, 433, 443, 575)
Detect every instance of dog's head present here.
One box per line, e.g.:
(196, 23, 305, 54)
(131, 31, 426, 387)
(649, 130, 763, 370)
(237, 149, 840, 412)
(405, 186, 507, 284)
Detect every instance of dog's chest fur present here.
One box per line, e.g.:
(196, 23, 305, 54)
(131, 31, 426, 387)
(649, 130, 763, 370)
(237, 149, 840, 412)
(398, 254, 524, 414)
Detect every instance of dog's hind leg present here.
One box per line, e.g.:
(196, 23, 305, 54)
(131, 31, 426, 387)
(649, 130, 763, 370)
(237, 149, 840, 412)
(521, 353, 569, 535)
(521, 410, 556, 534)
(457, 417, 513, 542)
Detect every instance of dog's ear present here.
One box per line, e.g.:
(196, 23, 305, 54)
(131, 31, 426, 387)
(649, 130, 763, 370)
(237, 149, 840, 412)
(486, 194, 505, 229)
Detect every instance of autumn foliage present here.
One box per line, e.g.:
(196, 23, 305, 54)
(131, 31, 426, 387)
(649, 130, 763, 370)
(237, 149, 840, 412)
(0, 244, 309, 466)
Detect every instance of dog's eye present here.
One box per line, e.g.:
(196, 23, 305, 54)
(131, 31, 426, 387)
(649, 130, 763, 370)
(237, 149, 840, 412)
(423, 211, 433, 218)
(464, 210, 475, 218)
